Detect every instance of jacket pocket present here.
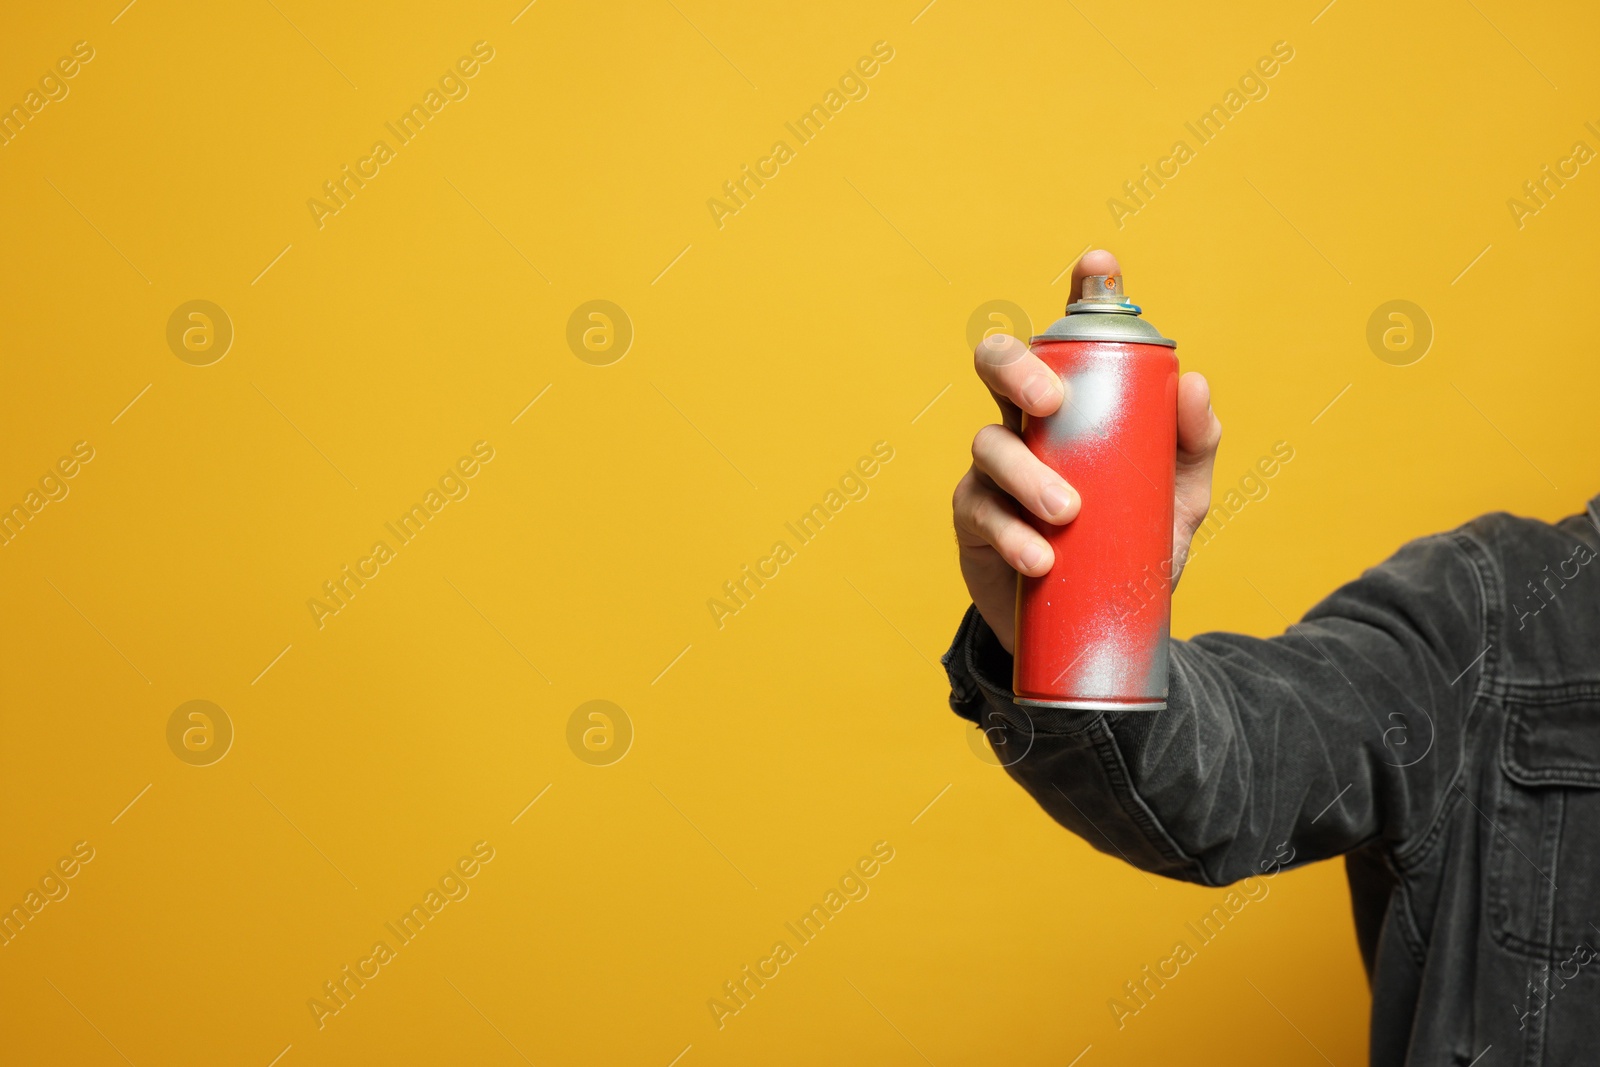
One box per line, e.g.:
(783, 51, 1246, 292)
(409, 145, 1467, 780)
(1489, 697, 1600, 960)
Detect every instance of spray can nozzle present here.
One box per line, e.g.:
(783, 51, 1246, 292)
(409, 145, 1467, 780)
(1065, 274, 1142, 316)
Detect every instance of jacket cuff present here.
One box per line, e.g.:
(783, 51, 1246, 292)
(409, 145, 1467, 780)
(942, 605, 1121, 738)
(941, 605, 1017, 724)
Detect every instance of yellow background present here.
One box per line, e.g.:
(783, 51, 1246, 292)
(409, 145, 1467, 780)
(2, 1, 1596, 1063)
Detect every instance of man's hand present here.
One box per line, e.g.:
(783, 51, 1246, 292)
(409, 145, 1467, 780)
(951, 249, 1223, 653)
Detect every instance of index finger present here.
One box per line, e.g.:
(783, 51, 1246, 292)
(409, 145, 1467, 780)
(974, 333, 1063, 429)
(973, 249, 1127, 426)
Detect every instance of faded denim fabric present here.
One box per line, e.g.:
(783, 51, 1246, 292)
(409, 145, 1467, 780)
(943, 500, 1600, 1066)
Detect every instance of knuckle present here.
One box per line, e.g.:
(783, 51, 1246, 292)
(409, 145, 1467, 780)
(973, 332, 1020, 367)
(953, 475, 988, 528)
(971, 491, 1013, 538)
(951, 470, 976, 514)
(970, 492, 996, 531)
(971, 423, 1005, 458)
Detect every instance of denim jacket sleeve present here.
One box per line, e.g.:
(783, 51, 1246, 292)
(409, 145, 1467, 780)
(943, 531, 1490, 887)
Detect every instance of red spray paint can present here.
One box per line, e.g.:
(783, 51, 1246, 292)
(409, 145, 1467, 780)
(1013, 274, 1178, 710)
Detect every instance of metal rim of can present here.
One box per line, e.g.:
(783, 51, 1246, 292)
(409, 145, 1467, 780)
(1063, 299, 1142, 315)
(1013, 698, 1169, 712)
(1029, 333, 1177, 348)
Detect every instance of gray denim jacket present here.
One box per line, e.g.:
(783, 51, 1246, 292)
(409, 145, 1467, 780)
(943, 499, 1600, 1066)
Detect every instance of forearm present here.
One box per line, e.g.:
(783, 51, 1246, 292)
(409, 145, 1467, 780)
(944, 531, 1488, 885)
(944, 605, 1206, 881)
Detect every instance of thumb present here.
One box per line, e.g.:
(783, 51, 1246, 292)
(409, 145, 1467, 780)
(1172, 371, 1222, 585)
(1177, 372, 1221, 468)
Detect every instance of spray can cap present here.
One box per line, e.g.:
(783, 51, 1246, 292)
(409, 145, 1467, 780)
(1065, 275, 1140, 315)
(1034, 273, 1175, 347)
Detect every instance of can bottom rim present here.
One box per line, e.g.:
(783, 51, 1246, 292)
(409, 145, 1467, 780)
(1013, 697, 1167, 712)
